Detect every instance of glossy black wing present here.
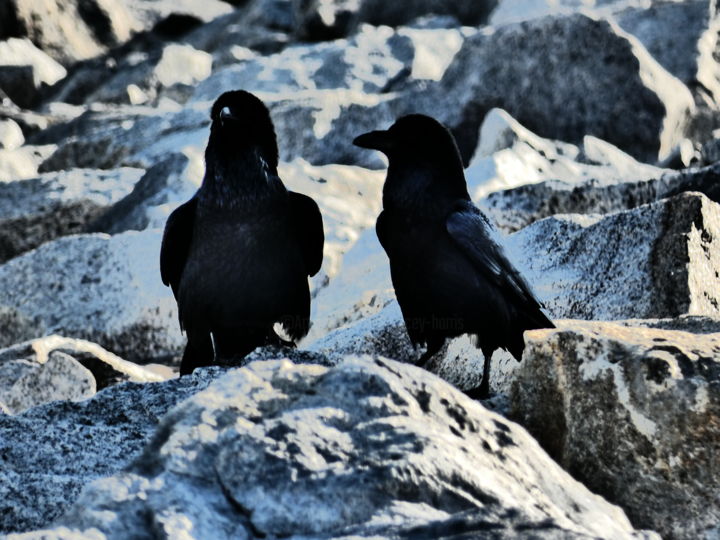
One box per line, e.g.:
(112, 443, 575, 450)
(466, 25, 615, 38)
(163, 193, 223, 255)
(289, 191, 324, 277)
(446, 202, 553, 329)
(160, 197, 197, 298)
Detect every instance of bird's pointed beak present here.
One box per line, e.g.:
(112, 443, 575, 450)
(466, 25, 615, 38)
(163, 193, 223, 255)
(353, 130, 394, 153)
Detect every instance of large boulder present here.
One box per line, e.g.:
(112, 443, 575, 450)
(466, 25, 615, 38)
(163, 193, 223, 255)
(509, 191, 720, 320)
(191, 23, 467, 100)
(321, 13, 695, 166)
(510, 319, 720, 539)
(0, 167, 143, 263)
(481, 158, 720, 232)
(0, 230, 183, 362)
(7, 358, 656, 539)
(0, 368, 218, 534)
(0, 0, 139, 65)
(0, 334, 171, 415)
(0, 38, 66, 108)
(467, 107, 667, 206)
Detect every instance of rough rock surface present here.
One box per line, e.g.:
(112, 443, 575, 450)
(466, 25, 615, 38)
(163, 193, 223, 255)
(613, 0, 709, 90)
(7, 358, 656, 539)
(0, 230, 183, 361)
(0, 368, 218, 534)
(510, 320, 720, 540)
(481, 159, 720, 232)
(468, 107, 667, 205)
(0, 0, 139, 65)
(0, 167, 142, 262)
(509, 191, 720, 320)
(0, 38, 67, 107)
(0, 335, 170, 412)
(326, 13, 694, 165)
(0, 118, 25, 150)
(0, 351, 95, 415)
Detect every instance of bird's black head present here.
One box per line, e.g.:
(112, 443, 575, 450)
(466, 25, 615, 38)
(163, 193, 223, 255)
(207, 90, 279, 173)
(353, 114, 469, 208)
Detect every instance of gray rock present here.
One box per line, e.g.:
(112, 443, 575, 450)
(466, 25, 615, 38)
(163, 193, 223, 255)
(0, 0, 139, 65)
(191, 23, 462, 100)
(357, 0, 497, 27)
(0, 351, 95, 415)
(0, 368, 218, 534)
(322, 13, 694, 166)
(614, 0, 709, 89)
(0, 335, 170, 399)
(0, 167, 143, 263)
(10, 358, 656, 539)
(0, 306, 37, 349)
(510, 319, 720, 539)
(509, 191, 720, 320)
(293, 0, 493, 40)
(467, 108, 667, 210)
(89, 152, 200, 234)
(0, 38, 67, 107)
(481, 160, 720, 232)
(0, 118, 25, 150)
(37, 103, 209, 172)
(0, 230, 184, 362)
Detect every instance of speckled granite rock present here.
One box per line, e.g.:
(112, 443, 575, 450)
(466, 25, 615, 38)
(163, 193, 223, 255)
(480, 159, 720, 232)
(508, 191, 720, 320)
(510, 320, 720, 540)
(0, 167, 142, 263)
(0, 230, 182, 362)
(5, 358, 656, 539)
(0, 368, 218, 534)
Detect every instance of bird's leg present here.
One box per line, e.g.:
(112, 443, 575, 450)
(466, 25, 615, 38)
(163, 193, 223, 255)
(415, 336, 445, 369)
(179, 331, 214, 376)
(464, 351, 492, 400)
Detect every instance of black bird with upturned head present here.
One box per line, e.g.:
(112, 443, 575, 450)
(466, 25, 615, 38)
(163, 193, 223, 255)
(353, 114, 554, 398)
(160, 90, 324, 375)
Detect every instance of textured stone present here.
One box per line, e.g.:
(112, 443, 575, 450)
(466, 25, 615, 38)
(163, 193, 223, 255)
(0, 335, 170, 398)
(508, 192, 720, 321)
(0, 351, 95, 415)
(0, 167, 142, 263)
(9, 358, 655, 539)
(510, 320, 720, 539)
(468, 108, 666, 207)
(0, 369, 217, 534)
(0, 230, 183, 362)
(191, 24, 459, 100)
(481, 159, 720, 232)
(324, 13, 694, 166)
(0, 38, 67, 107)
(0, 118, 25, 150)
(0, 0, 139, 65)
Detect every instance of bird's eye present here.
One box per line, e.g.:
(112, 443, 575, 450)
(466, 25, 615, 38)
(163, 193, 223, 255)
(220, 106, 233, 119)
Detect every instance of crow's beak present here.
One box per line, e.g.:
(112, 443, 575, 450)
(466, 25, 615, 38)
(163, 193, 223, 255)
(353, 130, 394, 153)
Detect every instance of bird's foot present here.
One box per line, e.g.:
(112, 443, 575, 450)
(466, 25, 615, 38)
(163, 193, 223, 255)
(464, 378, 491, 400)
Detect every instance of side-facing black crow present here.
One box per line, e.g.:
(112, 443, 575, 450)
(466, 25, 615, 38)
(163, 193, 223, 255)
(353, 114, 553, 398)
(161, 90, 324, 375)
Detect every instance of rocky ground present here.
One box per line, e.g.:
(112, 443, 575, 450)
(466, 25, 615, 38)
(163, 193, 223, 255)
(0, 0, 719, 538)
